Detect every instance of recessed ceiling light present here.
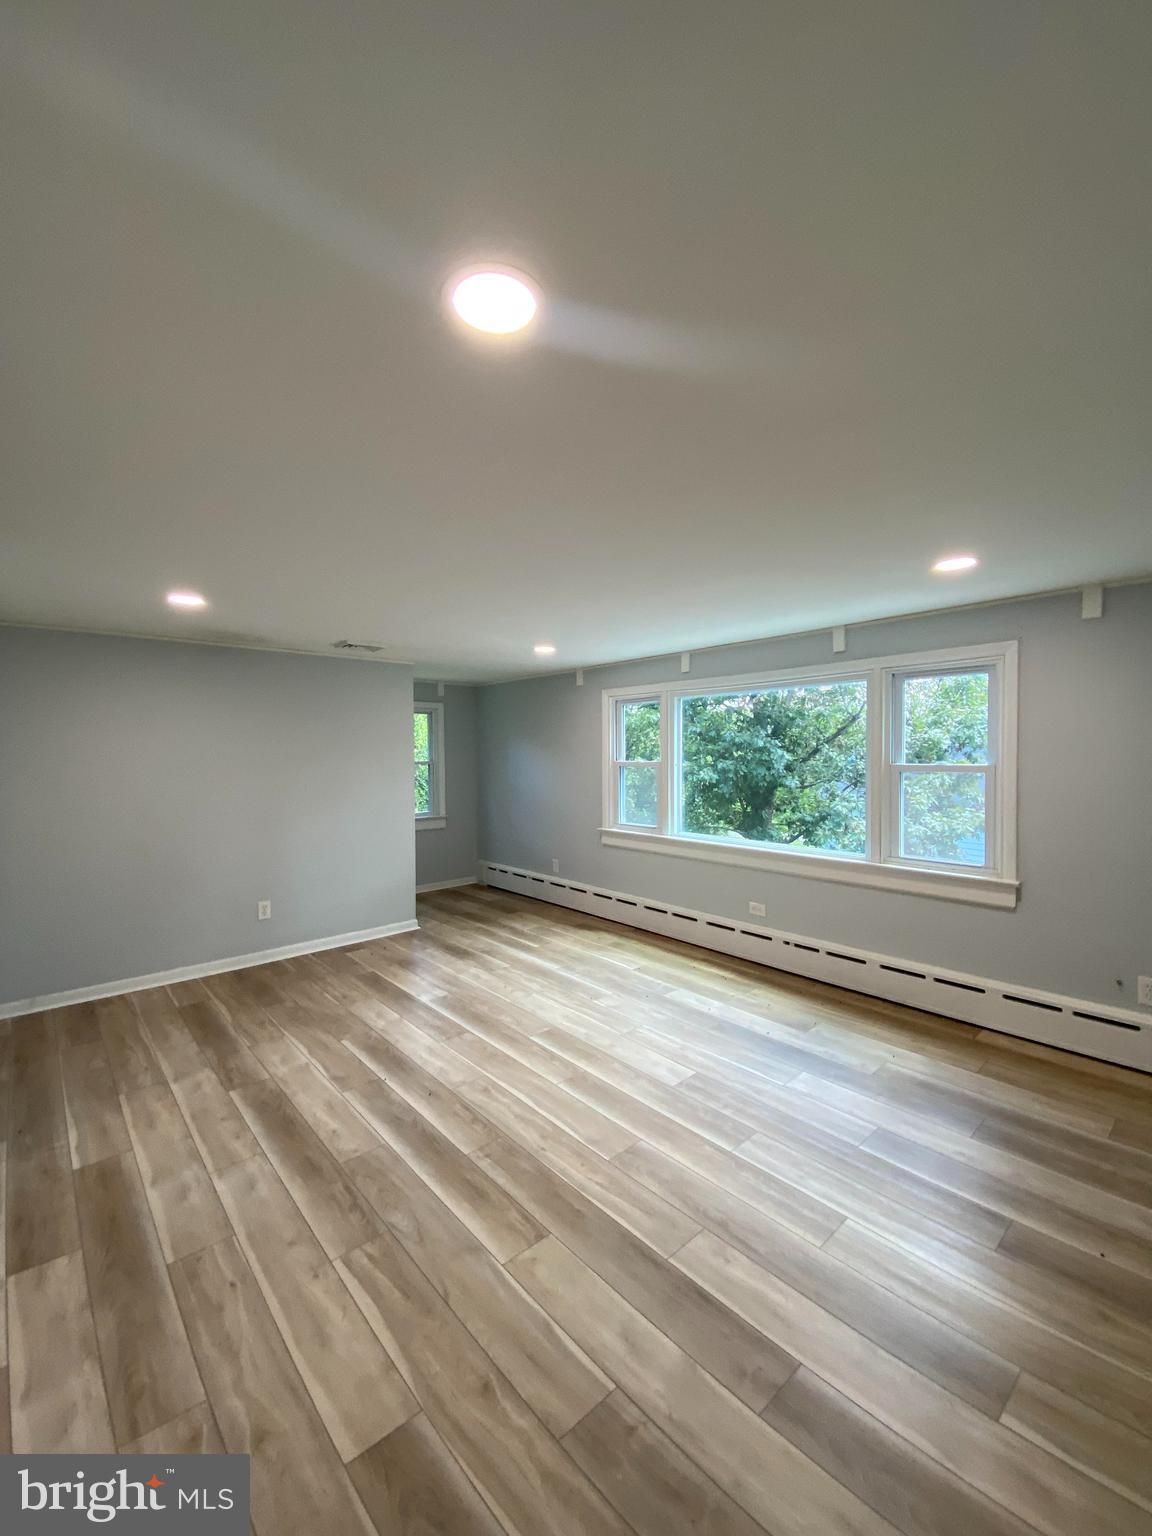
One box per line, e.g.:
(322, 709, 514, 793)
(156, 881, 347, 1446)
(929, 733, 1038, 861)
(449, 267, 539, 335)
(533, 643, 557, 656)
(166, 590, 208, 608)
(931, 554, 979, 573)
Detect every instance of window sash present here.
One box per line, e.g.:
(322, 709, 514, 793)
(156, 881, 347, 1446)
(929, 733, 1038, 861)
(414, 705, 444, 820)
(612, 698, 665, 828)
(882, 664, 996, 871)
(889, 664, 995, 768)
(891, 766, 992, 870)
(602, 642, 1016, 886)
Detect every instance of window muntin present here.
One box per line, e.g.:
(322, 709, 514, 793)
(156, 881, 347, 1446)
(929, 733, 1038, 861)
(414, 704, 443, 820)
(603, 643, 1016, 892)
(613, 698, 660, 828)
(677, 680, 867, 857)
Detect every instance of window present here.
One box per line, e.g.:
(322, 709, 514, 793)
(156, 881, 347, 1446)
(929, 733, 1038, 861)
(890, 670, 991, 868)
(612, 698, 661, 827)
(414, 703, 445, 826)
(679, 679, 867, 856)
(602, 642, 1017, 907)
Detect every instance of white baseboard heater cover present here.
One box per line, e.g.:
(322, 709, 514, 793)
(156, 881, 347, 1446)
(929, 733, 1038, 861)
(479, 862, 1151, 1074)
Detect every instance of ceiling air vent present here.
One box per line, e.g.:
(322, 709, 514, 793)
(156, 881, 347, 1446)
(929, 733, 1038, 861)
(331, 640, 387, 654)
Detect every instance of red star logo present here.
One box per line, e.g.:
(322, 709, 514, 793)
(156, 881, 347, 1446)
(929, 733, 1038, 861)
(146, 1475, 165, 1489)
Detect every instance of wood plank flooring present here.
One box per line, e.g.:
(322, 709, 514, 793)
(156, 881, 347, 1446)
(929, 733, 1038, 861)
(5, 885, 1152, 1536)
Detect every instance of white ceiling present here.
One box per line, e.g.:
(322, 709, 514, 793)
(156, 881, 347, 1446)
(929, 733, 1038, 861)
(2, 3, 1150, 682)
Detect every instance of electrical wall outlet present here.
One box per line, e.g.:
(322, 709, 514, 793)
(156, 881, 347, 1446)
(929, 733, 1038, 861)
(552, 858, 561, 874)
(748, 900, 766, 918)
(1139, 976, 1152, 1007)
(257, 900, 272, 921)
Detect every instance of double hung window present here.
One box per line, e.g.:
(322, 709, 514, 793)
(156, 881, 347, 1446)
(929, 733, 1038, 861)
(414, 704, 445, 826)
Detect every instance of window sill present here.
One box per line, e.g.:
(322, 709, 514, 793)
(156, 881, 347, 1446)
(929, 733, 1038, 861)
(416, 817, 447, 832)
(599, 827, 1018, 909)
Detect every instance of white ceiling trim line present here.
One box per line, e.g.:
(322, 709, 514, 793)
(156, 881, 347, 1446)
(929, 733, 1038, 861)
(2, 573, 1150, 682)
(0, 618, 410, 664)
(489, 573, 1152, 687)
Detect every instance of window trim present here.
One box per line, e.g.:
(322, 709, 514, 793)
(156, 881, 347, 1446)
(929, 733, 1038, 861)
(600, 641, 1018, 908)
(414, 701, 446, 829)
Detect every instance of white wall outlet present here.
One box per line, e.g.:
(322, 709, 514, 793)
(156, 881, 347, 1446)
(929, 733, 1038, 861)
(1138, 976, 1152, 1007)
(552, 858, 561, 874)
(748, 900, 766, 918)
(257, 900, 272, 921)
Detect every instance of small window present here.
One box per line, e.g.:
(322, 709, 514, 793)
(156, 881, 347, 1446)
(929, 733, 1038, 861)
(414, 703, 445, 822)
(889, 669, 992, 869)
(613, 698, 661, 827)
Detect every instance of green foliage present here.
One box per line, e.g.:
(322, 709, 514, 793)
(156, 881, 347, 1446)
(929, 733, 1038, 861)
(621, 669, 992, 862)
(618, 700, 661, 825)
(621, 762, 658, 824)
(413, 711, 430, 759)
(622, 700, 660, 761)
(680, 682, 868, 853)
(896, 672, 989, 863)
(901, 672, 988, 764)
(414, 761, 430, 814)
(900, 771, 985, 864)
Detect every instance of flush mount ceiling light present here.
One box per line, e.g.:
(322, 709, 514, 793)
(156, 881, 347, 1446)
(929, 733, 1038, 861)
(448, 266, 539, 335)
(166, 590, 208, 608)
(931, 554, 980, 573)
(533, 643, 557, 656)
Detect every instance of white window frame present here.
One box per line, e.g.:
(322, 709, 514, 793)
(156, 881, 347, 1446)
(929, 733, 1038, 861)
(601, 641, 1018, 908)
(885, 662, 999, 875)
(611, 696, 666, 830)
(414, 702, 446, 829)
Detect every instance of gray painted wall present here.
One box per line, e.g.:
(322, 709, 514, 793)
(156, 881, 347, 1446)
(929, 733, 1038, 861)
(0, 627, 415, 1004)
(415, 682, 481, 888)
(478, 584, 1152, 1010)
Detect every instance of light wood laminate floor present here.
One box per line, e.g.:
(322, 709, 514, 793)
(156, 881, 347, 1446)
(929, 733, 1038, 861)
(5, 885, 1152, 1535)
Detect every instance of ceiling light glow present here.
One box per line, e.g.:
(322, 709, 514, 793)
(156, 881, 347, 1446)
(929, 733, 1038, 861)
(166, 590, 208, 608)
(450, 268, 538, 334)
(931, 554, 979, 573)
(533, 643, 557, 656)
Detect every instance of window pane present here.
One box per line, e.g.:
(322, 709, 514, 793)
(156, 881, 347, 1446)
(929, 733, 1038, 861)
(679, 680, 867, 855)
(900, 770, 986, 864)
(900, 672, 988, 764)
(622, 699, 660, 762)
(620, 763, 658, 827)
(414, 711, 430, 760)
(415, 762, 430, 815)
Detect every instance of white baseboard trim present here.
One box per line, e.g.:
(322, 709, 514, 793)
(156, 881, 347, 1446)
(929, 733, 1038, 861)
(0, 918, 420, 1022)
(480, 860, 1151, 1074)
(416, 877, 480, 894)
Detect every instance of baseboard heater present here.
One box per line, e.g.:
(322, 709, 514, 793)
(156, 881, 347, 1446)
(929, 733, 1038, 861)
(479, 861, 1151, 1074)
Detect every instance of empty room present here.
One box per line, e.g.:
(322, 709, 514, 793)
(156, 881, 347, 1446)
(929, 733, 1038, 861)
(2, 3, 1152, 1533)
